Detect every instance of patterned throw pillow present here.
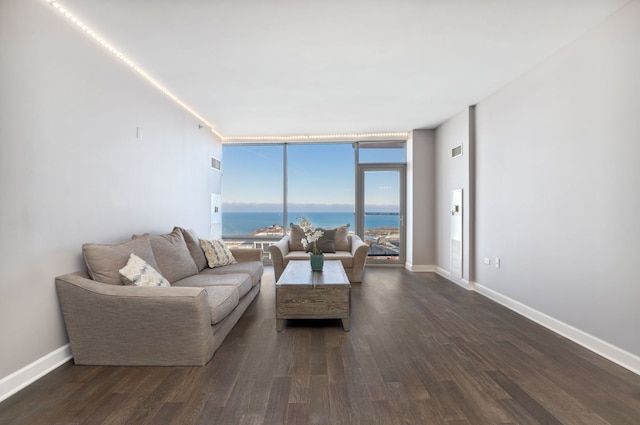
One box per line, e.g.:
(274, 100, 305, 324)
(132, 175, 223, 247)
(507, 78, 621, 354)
(199, 239, 237, 268)
(119, 254, 170, 287)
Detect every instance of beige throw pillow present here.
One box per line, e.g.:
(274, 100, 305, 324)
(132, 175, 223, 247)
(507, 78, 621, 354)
(119, 254, 170, 287)
(82, 234, 159, 285)
(133, 229, 198, 283)
(289, 222, 350, 252)
(288, 223, 306, 251)
(175, 226, 208, 271)
(334, 224, 350, 251)
(200, 239, 237, 268)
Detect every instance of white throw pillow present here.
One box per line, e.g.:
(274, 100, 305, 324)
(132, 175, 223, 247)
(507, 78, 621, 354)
(199, 239, 237, 268)
(119, 253, 170, 287)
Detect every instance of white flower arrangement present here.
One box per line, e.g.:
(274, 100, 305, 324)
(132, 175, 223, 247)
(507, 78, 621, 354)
(298, 216, 324, 255)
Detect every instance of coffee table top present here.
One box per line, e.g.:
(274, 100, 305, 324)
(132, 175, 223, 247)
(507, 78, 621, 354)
(276, 260, 350, 288)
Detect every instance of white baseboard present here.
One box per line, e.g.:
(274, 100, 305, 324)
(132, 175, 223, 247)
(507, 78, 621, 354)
(0, 344, 72, 403)
(435, 267, 473, 290)
(474, 283, 640, 376)
(405, 263, 435, 272)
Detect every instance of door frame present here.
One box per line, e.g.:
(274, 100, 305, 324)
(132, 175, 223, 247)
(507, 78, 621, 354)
(356, 163, 406, 265)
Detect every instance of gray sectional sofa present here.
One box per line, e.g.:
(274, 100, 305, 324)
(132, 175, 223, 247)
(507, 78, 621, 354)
(55, 227, 262, 366)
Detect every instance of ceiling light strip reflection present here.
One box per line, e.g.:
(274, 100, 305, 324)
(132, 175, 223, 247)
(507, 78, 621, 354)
(221, 132, 410, 142)
(44, 0, 217, 133)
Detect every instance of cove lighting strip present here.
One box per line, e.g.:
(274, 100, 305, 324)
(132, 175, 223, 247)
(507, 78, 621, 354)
(44, 0, 219, 136)
(44, 1, 408, 144)
(220, 132, 410, 142)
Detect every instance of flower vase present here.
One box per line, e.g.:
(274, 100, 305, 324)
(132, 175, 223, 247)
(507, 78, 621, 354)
(310, 253, 324, 271)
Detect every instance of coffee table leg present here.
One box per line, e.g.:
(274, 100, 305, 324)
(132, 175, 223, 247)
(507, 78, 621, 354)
(342, 318, 350, 332)
(277, 318, 284, 332)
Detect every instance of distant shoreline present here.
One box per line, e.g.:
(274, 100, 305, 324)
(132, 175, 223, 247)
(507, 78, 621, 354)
(223, 211, 400, 236)
(249, 224, 400, 237)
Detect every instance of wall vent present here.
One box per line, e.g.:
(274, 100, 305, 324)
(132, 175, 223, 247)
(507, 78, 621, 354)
(451, 144, 462, 158)
(211, 157, 221, 171)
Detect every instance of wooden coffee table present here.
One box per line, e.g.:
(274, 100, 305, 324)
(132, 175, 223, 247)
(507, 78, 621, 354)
(275, 260, 351, 332)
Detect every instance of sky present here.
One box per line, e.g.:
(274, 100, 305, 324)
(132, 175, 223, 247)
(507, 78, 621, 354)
(222, 143, 403, 211)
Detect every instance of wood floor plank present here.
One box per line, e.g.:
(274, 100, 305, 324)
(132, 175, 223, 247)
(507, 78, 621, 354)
(326, 347, 352, 424)
(285, 402, 309, 425)
(309, 329, 327, 376)
(308, 375, 331, 425)
(344, 367, 376, 425)
(262, 376, 291, 425)
(77, 393, 128, 425)
(170, 390, 209, 425)
(193, 399, 223, 425)
(1, 267, 639, 425)
(489, 370, 565, 425)
(288, 373, 310, 404)
(370, 399, 403, 425)
(488, 339, 626, 425)
(99, 368, 175, 425)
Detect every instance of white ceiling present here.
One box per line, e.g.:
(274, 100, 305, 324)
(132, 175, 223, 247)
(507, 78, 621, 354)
(59, 0, 629, 139)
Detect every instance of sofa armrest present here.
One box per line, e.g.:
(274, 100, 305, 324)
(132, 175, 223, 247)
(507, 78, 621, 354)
(350, 235, 369, 283)
(268, 235, 290, 281)
(55, 272, 215, 366)
(230, 247, 262, 262)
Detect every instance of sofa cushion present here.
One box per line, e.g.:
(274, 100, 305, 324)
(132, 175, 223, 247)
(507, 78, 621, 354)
(175, 227, 208, 271)
(315, 228, 337, 253)
(289, 223, 318, 251)
(288, 223, 306, 251)
(173, 273, 253, 298)
(323, 252, 354, 268)
(200, 239, 237, 268)
(333, 224, 351, 252)
(200, 261, 263, 286)
(203, 286, 239, 325)
(135, 229, 198, 283)
(119, 254, 170, 287)
(82, 234, 159, 285)
(290, 223, 350, 252)
(284, 252, 354, 269)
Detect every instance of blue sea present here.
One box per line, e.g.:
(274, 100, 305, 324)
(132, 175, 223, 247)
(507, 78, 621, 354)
(222, 211, 399, 235)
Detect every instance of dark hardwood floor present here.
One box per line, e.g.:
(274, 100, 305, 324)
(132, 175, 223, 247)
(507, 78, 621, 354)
(1, 267, 639, 424)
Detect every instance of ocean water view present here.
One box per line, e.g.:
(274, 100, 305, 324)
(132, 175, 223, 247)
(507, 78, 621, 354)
(222, 211, 399, 235)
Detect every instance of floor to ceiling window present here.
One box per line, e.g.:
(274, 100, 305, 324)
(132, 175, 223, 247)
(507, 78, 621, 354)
(286, 143, 355, 230)
(221, 141, 405, 262)
(221, 145, 284, 254)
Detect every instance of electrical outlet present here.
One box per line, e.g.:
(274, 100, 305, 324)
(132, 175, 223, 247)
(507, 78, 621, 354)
(484, 257, 490, 265)
(495, 258, 500, 269)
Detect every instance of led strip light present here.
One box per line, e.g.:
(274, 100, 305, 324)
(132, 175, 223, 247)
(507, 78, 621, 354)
(45, 0, 409, 143)
(220, 132, 410, 142)
(44, 0, 220, 136)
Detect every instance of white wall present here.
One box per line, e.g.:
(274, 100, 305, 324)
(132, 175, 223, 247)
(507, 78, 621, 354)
(473, 0, 640, 359)
(434, 107, 474, 285)
(406, 130, 436, 270)
(0, 0, 221, 394)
